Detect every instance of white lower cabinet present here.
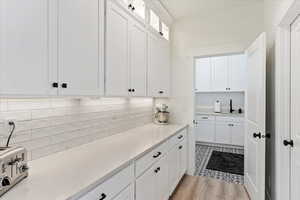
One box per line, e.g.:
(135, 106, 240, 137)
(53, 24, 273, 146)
(195, 115, 244, 146)
(113, 185, 134, 200)
(215, 122, 232, 144)
(78, 128, 188, 200)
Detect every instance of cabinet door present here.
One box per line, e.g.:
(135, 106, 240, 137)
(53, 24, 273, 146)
(178, 141, 187, 179)
(136, 164, 156, 200)
(0, 0, 50, 96)
(131, 0, 146, 20)
(231, 123, 244, 146)
(168, 145, 179, 195)
(155, 155, 169, 200)
(148, 33, 170, 97)
(113, 185, 134, 200)
(212, 56, 229, 91)
(58, 0, 102, 96)
(195, 58, 212, 92)
(195, 121, 215, 142)
(228, 54, 246, 91)
(129, 21, 147, 96)
(106, 1, 130, 96)
(215, 122, 231, 144)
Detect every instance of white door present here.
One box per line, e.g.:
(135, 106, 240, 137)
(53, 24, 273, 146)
(168, 145, 179, 195)
(231, 123, 244, 146)
(228, 54, 246, 91)
(178, 141, 187, 178)
(155, 155, 169, 200)
(195, 58, 212, 92)
(244, 33, 266, 200)
(0, 0, 50, 96)
(290, 17, 300, 200)
(195, 120, 215, 142)
(148, 33, 170, 97)
(212, 56, 229, 91)
(129, 20, 147, 97)
(58, 0, 102, 96)
(215, 122, 231, 144)
(135, 164, 156, 200)
(106, 1, 130, 96)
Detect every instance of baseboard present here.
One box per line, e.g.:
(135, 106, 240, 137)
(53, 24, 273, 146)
(196, 141, 244, 150)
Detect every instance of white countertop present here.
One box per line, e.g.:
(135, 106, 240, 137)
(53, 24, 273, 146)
(195, 111, 244, 118)
(2, 124, 187, 200)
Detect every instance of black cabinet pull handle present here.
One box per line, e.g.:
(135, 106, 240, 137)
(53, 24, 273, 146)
(179, 145, 183, 150)
(99, 193, 106, 200)
(128, 89, 132, 92)
(158, 91, 164, 94)
(61, 83, 68, 88)
(52, 82, 58, 88)
(253, 132, 262, 139)
(178, 135, 183, 139)
(283, 140, 294, 147)
(132, 89, 135, 92)
(153, 152, 161, 158)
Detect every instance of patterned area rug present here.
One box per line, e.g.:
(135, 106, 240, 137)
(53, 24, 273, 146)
(194, 143, 244, 184)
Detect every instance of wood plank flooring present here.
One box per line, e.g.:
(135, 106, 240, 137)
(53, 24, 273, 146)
(170, 175, 250, 200)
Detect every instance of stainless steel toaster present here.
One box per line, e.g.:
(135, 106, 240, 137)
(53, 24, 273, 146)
(0, 146, 28, 197)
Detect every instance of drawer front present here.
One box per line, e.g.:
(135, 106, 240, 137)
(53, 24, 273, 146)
(79, 164, 134, 200)
(196, 115, 215, 121)
(136, 140, 169, 177)
(169, 129, 187, 148)
(215, 116, 244, 122)
(113, 185, 134, 200)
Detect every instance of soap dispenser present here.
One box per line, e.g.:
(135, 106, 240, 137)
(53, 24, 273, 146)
(214, 100, 221, 113)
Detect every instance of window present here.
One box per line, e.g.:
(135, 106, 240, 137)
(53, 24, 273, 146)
(132, 0, 145, 19)
(161, 22, 169, 40)
(150, 10, 160, 32)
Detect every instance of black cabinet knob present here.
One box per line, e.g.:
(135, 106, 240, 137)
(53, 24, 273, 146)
(283, 140, 294, 147)
(132, 89, 135, 92)
(52, 82, 58, 88)
(132, 6, 135, 11)
(128, 89, 132, 92)
(128, 4, 132, 8)
(253, 132, 262, 139)
(158, 91, 164, 94)
(179, 145, 183, 150)
(61, 83, 68, 88)
(99, 193, 107, 200)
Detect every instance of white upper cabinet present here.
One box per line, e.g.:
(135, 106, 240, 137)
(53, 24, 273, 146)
(106, 1, 147, 97)
(195, 54, 246, 92)
(195, 58, 212, 92)
(211, 56, 229, 91)
(58, 0, 103, 96)
(0, 0, 50, 96)
(129, 21, 147, 96)
(228, 54, 246, 91)
(106, 1, 130, 96)
(148, 33, 170, 97)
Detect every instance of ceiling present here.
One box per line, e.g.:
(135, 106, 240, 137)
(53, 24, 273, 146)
(159, 0, 263, 19)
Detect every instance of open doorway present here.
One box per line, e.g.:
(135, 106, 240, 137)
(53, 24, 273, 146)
(193, 53, 246, 184)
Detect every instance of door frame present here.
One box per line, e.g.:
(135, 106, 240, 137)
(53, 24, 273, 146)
(275, 1, 300, 200)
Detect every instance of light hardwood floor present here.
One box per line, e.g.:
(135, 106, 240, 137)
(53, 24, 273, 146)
(170, 175, 250, 200)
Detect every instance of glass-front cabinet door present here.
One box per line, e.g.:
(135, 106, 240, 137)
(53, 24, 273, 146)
(131, 0, 145, 20)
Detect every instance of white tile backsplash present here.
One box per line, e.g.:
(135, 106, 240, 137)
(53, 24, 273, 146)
(0, 98, 153, 160)
(195, 92, 244, 111)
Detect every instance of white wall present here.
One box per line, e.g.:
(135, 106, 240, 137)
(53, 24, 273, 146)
(264, 0, 294, 199)
(168, 2, 264, 174)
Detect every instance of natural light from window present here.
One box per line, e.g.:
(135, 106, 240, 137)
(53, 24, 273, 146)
(150, 10, 160, 32)
(162, 22, 169, 40)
